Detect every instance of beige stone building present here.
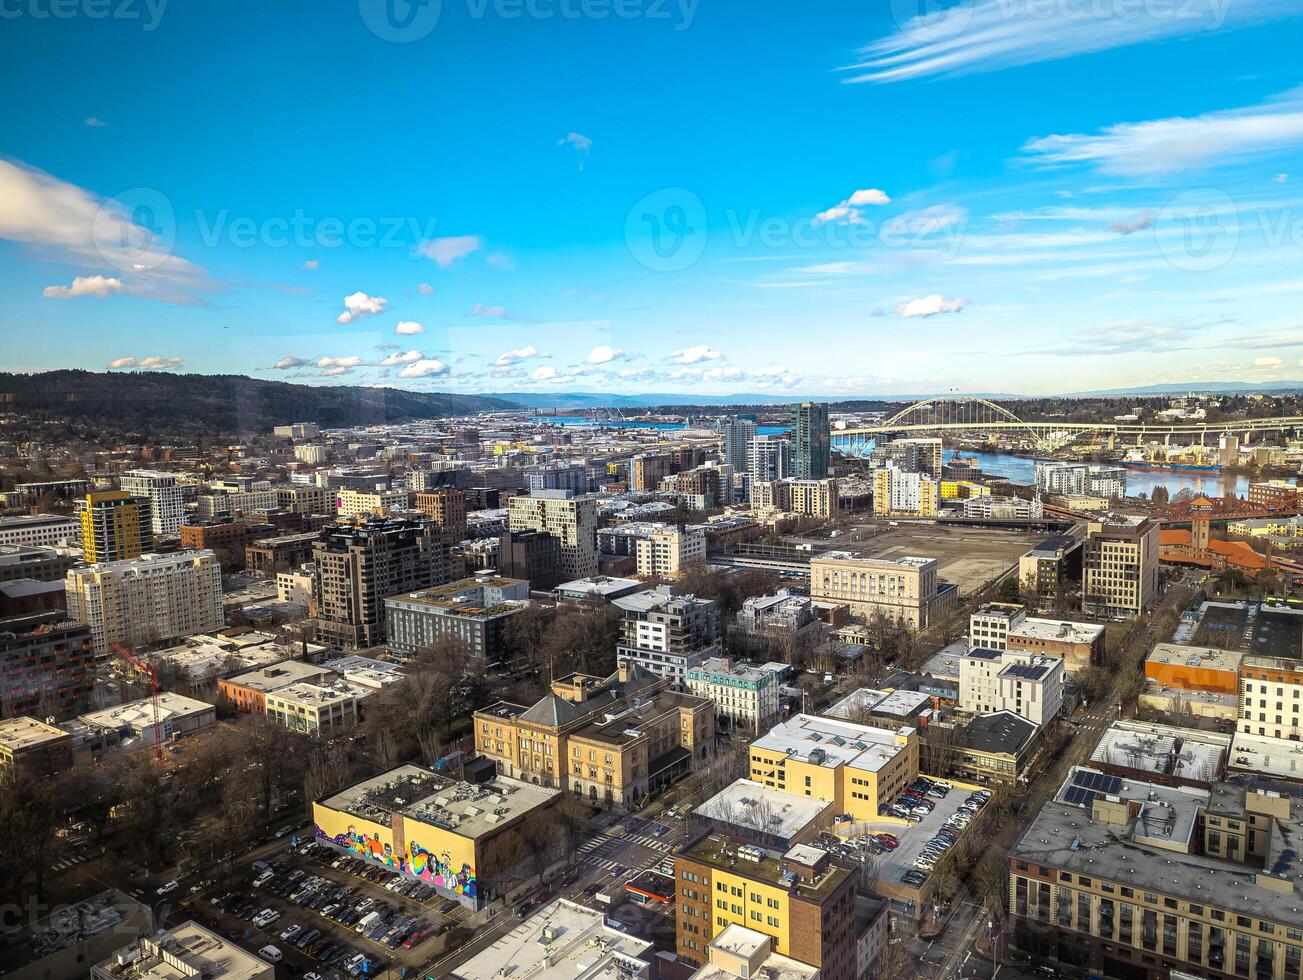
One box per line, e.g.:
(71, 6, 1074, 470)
(474, 662, 713, 806)
(1082, 515, 1159, 618)
(809, 552, 958, 630)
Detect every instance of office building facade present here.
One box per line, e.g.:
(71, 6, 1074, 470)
(790, 402, 830, 480)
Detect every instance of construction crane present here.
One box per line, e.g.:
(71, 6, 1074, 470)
(111, 642, 164, 760)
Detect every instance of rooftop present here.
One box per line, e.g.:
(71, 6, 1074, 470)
(1015, 771, 1303, 930)
(552, 575, 642, 597)
(1146, 642, 1242, 675)
(320, 764, 560, 840)
(1009, 618, 1105, 644)
(688, 926, 820, 980)
(0, 715, 68, 752)
(92, 920, 270, 980)
(680, 832, 850, 901)
(1229, 732, 1303, 782)
(824, 686, 932, 721)
(76, 692, 213, 732)
(693, 779, 831, 840)
(751, 714, 912, 774)
(265, 679, 371, 708)
(813, 552, 937, 570)
(1091, 720, 1229, 784)
(959, 710, 1039, 755)
(223, 658, 333, 693)
(449, 898, 650, 980)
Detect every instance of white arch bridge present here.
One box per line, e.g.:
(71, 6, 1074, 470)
(829, 397, 1303, 457)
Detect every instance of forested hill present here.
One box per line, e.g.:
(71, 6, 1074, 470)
(0, 371, 512, 434)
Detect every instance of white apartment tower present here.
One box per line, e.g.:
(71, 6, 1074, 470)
(120, 470, 185, 538)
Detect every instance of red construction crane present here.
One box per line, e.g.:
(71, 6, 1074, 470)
(111, 642, 164, 760)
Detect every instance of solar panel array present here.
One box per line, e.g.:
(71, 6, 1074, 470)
(1063, 786, 1096, 808)
(1072, 771, 1122, 794)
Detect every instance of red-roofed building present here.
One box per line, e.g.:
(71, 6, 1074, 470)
(1160, 498, 1272, 572)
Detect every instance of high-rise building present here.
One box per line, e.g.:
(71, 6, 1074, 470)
(872, 436, 943, 478)
(311, 519, 447, 650)
(65, 551, 223, 652)
(630, 452, 674, 492)
(873, 464, 938, 516)
(78, 491, 153, 563)
(0, 612, 94, 720)
(384, 575, 530, 661)
(497, 529, 562, 589)
(525, 462, 589, 494)
(722, 418, 758, 473)
(335, 487, 409, 518)
(415, 488, 468, 540)
(790, 401, 830, 480)
(1081, 515, 1159, 618)
(507, 491, 597, 581)
(788, 478, 839, 518)
(120, 471, 185, 538)
(634, 526, 707, 580)
(747, 435, 790, 483)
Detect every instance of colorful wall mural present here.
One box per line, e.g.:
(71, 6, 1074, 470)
(312, 802, 478, 902)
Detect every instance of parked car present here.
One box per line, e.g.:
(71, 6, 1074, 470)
(156, 881, 179, 896)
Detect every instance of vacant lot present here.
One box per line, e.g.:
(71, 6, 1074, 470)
(853, 522, 1041, 595)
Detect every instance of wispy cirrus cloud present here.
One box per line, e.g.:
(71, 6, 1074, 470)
(1022, 88, 1303, 175)
(841, 0, 1282, 83)
(417, 235, 482, 266)
(467, 303, 526, 321)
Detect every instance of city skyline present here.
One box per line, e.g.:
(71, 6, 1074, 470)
(3, 2, 1303, 396)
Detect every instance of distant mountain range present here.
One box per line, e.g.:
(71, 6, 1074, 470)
(1065, 381, 1303, 397)
(0, 371, 511, 432)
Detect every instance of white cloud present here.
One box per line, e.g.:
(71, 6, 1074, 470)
(1255, 356, 1285, 368)
(399, 358, 450, 378)
(557, 132, 593, 170)
(496, 345, 548, 366)
(531, 366, 559, 381)
(894, 294, 968, 318)
(336, 291, 387, 324)
(273, 356, 307, 369)
(42, 274, 123, 298)
(380, 349, 424, 366)
(1277, 173, 1290, 183)
(842, 0, 1283, 83)
(487, 252, 515, 270)
(813, 187, 891, 226)
(395, 320, 424, 335)
(881, 204, 967, 238)
(467, 303, 524, 321)
(1108, 210, 1155, 235)
(586, 345, 624, 364)
(317, 356, 362, 369)
(320, 366, 350, 377)
(702, 366, 744, 381)
(106, 355, 183, 371)
(0, 159, 219, 306)
(84, 117, 109, 128)
(669, 344, 722, 364)
(302, 259, 319, 270)
(416, 235, 482, 266)
(1022, 89, 1303, 175)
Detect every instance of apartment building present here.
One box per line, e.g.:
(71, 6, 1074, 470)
(525, 462, 589, 494)
(276, 484, 334, 514)
(747, 435, 791, 483)
(218, 659, 336, 715)
(1035, 461, 1127, 499)
(959, 648, 1004, 715)
(614, 586, 722, 683)
(0, 716, 74, 777)
(961, 647, 1064, 724)
(0, 612, 94, 720)
(265, 678, 370, 733)
(630, 452, 675, 492)
(336, 487, 409, 518)
(722, 418, 758, 473)
(310, 519, 447, 650)
(0, 515, 81, 549)
(873, 464, 939, 517)
(809, 552, 958, 630)
(635, 525, 707, 579)
(970, 602, 1027, 651)
(473, 662, 714, 806)
(1249, 480, 1301, 511)
(748, 713, 919, 822)
(507, 491, 598, 582)
(65, 551, 223, 652)
(244, 530, 319, 575)
(872, 437, 943, 478)
(684, 657, 781, 734)
(1009, 769, 1303, 980)
(1018, 534, 1084, 604)
(274, 422, 321, 439)
(414, 487, 467, 540)
(497, 529, 562, 589)
(1238, 654, 1303, 740)
(78, 490, 152, 562)
(788, 478, 839, 518)
(733, 590, 820, 654)
(675, 832, 858, 975)
(119, 470, 184, 537)
(384, 574, 529, 661)
(1082, 515, 1160, 618)
(180, 519, 251, 569)
(791, 401, 830, 480)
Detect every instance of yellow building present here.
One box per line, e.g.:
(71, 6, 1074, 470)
(79, 491, 151, 563)
(940, 480, 990, 500)
(873, 466, 938, 517)
(747, 713, 919, 821)
(312, 764, 559, 909)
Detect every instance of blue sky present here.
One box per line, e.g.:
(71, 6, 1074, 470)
(3, 0, 1303, 397)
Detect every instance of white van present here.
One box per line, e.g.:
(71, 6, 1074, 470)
(355, 910, 381, 934)
(258, 945, 283, 963)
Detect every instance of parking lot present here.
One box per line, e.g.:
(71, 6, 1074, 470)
(872, 785, 988, 884)
(200, 841, 480, 978)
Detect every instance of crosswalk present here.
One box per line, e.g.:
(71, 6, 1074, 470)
(50, 851, 89, 872)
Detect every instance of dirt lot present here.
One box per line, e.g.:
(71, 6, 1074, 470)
(852, 523, 1042, 594)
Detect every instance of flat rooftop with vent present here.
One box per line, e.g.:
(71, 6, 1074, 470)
(90, 920, 272, 980)
(1011, 766, 1303, 935)
(752, 713, 915, 774)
